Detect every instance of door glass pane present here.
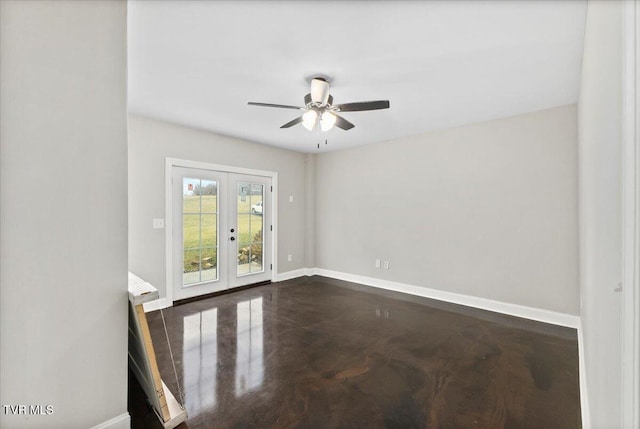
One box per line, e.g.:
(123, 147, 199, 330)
(183, 178, 201, 213)
(184, 249, 201, 285)
(183, 177, 218, 285)
(251, 243, 263, 272)
(183, 214, 200, 250)
(201, 180, 217, 213)
(237, 214, 251, 246)
(237, 183, 251, 213)
(237, 246, 251, 276)
(251, 214, 263, 242)
(201, 247, 217, 282)
(201, 215, 217, 248)
(236, 182, 264, 276)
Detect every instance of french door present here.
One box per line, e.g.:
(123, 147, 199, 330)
(172, 167, 272, 301)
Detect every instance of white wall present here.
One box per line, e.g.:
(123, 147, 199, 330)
(315, 105, 579, 315)
(128, 115, 309, 299)
(304, 153, 317, 269)
(578, 1, 624, 427)
(0, 1, 129, 428)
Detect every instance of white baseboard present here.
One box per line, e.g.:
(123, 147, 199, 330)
(90, 413, 130, 429)
(275, 268, 311, 282)
(310, 268, 580, 328)
(145, 270, 309, 311)
(145, 268, 580, 328)
(578, 322, 591, 429)
(143, 297, 170, 313)
(143, 270, 310, 312)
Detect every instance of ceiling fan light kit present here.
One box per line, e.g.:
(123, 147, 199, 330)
(248, 76, 390, 134)
(320, 111, 337, 131)
(302, 110, 318, 130)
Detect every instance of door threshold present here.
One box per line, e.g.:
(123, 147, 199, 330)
(173, 280, 272, 307)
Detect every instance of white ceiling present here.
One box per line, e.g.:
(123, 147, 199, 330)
(128, 0, 587, 153)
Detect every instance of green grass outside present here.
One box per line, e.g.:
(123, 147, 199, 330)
(182, 195, 263, 273)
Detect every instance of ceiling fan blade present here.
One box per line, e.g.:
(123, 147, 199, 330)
(334, 114, 355, 130)
(280, 116, 304, 128)
(248, 102, 303, 110)
(335, 100, 390, 112)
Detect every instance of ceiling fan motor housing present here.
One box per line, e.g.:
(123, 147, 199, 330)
(311, 77, 331, 106)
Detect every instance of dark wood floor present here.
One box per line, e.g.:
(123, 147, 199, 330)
(128, 276, 581, 429)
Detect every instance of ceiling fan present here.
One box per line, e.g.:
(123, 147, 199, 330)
(248, 77, 390, 132)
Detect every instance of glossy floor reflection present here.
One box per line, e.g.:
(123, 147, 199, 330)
(130, 276, 581, 429)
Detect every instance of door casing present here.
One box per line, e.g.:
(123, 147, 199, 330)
(165, 158, 278, 306)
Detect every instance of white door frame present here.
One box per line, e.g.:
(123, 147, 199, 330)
(165, 157, 278, 306)
(622, 2, 640, 428)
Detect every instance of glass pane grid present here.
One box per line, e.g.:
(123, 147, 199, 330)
(237, 182, 265, 277)
(183, 177, 219, 286)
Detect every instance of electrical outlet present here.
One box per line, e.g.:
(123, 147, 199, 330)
(288, 254, 293, 262)
(383, 261, 390, 270)
(152, 218, 165, 229)
(375, 259, 381, 268)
